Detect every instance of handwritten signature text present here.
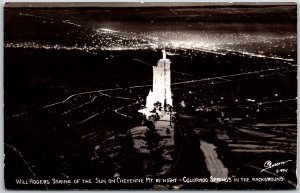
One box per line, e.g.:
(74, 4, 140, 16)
(261, 160, 292, 173)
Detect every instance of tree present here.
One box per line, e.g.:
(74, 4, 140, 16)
(153, 101, 162, 111)
(165, 104, 173, 113)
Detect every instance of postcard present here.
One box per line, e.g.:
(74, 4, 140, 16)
(4, 2, 297, 190)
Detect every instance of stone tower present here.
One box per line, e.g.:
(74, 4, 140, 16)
(146, 50, 172, 110)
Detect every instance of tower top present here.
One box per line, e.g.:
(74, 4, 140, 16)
(162, 49, 166, 60)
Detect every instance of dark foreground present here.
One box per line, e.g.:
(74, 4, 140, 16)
(4, 47, 297, 189)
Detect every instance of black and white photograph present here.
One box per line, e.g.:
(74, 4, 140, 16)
(4, 2, 297, 190)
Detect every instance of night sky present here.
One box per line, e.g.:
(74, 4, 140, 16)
(4, 3, 297, 60)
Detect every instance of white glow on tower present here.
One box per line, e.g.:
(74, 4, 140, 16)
(146, 50, 172, 110)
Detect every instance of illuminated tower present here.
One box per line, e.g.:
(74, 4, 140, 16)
(146, 50, 172, 110)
